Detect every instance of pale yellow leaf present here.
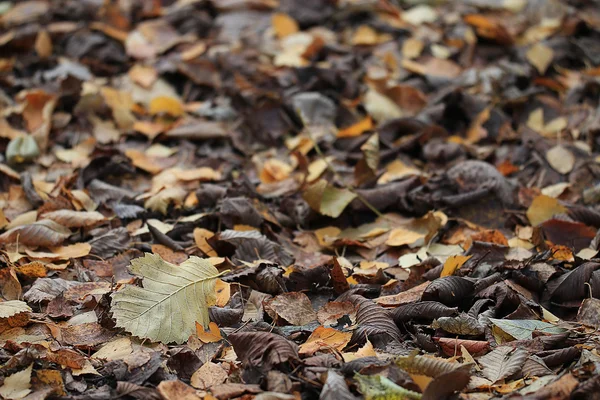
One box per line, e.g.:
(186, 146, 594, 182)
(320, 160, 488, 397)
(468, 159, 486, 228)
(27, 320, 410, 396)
(526, 43, 553, 74)
(0, 364, 32, 399)
(546, 145, 574, 174)
(111, 253, 223, 344)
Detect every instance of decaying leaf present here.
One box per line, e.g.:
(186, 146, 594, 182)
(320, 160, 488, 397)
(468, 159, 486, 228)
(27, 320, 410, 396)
(111, 253, 223, 344)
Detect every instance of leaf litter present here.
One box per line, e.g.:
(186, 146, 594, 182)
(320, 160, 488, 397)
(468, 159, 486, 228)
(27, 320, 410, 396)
(0, 0, 600, 399)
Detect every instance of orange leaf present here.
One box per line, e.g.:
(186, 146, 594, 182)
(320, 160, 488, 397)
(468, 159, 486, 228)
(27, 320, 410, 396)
(299, 326, 352, 356)
(149, 96, 185, 117)
(196, 321, 223, 343)
(272, 13, 299, 39)
(441, 255, 472, 277)
(337, 116, 373, 138)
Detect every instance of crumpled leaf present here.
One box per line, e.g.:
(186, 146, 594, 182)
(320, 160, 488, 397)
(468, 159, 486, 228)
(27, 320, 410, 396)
(432, 313, 485, 336)
(478, 346, 528, 383)
(0, 220, 71, 247)
(111, 253, 223, 344)
(228, 331, 299, 370)
(391, 301, 458, 323)
(355, 373, 422, 400)
(488, 318, 566, 340)
(0, 300, 32, 333)
(395, 353, 471, 378)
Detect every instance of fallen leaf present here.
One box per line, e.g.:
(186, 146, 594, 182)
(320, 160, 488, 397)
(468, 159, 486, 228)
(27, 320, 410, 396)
(526, 195, 567, 226)
(526, 43, 554, 74)
(546, 145, 575, 174)
(111, 253, 224, 344)
(0, 364, 33, 400)
(196, 321, 223, 343)
(298, 326, 352, 356)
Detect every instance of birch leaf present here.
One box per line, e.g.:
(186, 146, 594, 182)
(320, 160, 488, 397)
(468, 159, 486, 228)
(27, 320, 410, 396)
(111, 253, 223, 344)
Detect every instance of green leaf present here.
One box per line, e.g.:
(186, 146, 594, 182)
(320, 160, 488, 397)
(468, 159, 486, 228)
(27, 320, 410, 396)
(6, 135, 39, 164)
(111, 253, 223, 344)
(355, 374, 422, 400)
(488, 318, 567, 340)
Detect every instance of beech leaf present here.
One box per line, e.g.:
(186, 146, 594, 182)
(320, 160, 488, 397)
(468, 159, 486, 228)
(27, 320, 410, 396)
(478, 346, 528, 383)
(111, 253, 224, 344)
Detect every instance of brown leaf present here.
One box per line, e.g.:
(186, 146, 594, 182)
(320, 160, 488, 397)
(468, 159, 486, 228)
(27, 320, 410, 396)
(478, 346, 528, 383)
(265, 292, 317, 326)
(228, 331, 299, 370)
(0, 220, 71, 247)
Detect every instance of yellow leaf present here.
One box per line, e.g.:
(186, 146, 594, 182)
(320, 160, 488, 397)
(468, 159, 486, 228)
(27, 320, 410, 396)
(272, 13, 299, 39)
(314, 226, 341, 247)
(196, 321, 223, 343)
(441, 255, 472, 277)
(149, 96, 184, 117)
(526, 43, 553, 74)
(351, 25, 379, 45)
(526, 195, 567, 226)
(215, 279, 230, 307)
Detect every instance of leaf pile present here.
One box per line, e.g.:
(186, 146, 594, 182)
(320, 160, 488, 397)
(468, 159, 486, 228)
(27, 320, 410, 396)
(2, 0, 600, 399)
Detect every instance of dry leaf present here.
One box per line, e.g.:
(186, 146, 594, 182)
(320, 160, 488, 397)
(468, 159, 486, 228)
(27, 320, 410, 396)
(111, 253, 223, 344)
(196, 321, 223, 343)
(546, 145, 574, 174)
(526, 43, 554, 74)
(526, 195, 567, 226)
(298, 326, 352, 356)
(272, 13, 299, 39)
(0, 364, 33, 400)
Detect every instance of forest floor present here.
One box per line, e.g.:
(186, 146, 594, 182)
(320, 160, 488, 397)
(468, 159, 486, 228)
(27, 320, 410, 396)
(1, 0, 600, 399)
